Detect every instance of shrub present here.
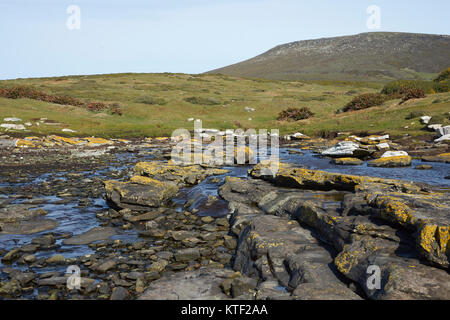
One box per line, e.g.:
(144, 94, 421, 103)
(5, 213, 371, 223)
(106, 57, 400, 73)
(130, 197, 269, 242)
(110, 106, 123, 116)
(184, 96, 221, 105)
(434, 67, 450, 82)
(277, 107, 314, 121)
(405, 110, 424, 119)
(136, 95, 167, 105)
(342, 93, 388, 112)
(317, 129, 338, 139)
(381, 80, 449, 95)
(400, 88, 426, 104)
(86, 102, 108, 112)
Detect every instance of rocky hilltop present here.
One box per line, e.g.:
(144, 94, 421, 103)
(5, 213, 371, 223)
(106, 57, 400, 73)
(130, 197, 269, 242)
(209, 32, 450, 81)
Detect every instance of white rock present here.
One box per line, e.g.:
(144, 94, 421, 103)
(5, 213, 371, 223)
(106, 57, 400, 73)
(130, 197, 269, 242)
(381, 151, 408, 158)
(244, 107, 255, 112)
(434, 134, 450, 142)
(428, 124, 442, 132)
(369, 134, 389, 141)
(25, 122, 32, 126)
(0, 123, 26, 130)
(187, 118, 194, 122)
(248, 118, 252, 121)
(321, 141, 359, 157)
(420, 116, 431, 124)
(3, 117, 22, 122)
(62, 128, 77, 133)
(376, 142, 390, 150)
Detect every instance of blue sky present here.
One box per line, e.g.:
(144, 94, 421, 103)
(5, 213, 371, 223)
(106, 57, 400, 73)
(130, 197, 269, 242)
(0, 0, 449, 79)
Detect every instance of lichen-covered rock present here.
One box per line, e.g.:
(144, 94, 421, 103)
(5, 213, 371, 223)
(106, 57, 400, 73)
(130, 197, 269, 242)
(422, 153, 450, 163)
(134, 161, 228, 186)
(332, 158, 363, 165)
(367, 156, 412, 167)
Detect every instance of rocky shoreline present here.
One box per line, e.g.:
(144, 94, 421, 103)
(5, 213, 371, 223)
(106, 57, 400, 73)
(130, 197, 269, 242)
(0, 134, 448, 300)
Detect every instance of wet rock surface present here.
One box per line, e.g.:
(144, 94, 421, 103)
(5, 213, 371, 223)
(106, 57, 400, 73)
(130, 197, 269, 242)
(0, 135, 448, 300)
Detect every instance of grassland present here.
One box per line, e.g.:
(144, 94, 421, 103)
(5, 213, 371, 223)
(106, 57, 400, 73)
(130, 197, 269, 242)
(0, 73, 449, 138)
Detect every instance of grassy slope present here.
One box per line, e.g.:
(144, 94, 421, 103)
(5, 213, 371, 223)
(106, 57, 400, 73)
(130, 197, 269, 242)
(0, 73, 449, 138)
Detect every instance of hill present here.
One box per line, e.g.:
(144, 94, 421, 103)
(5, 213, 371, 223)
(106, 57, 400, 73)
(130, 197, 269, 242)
(208, 32, 450, 82)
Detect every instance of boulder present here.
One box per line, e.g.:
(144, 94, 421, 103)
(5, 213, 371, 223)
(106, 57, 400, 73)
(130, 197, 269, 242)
(138, 268, 231, 300)
(368, 150, 411, 167)
(331, 158, 363, 165)
(420, 116, 431, 124)
(104, 178, 178, 211)
(63, 227, 115, 245)
(422, 153, 450, 163)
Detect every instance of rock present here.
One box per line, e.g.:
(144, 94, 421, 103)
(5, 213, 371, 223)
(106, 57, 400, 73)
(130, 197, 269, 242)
(376, 142, 390, 150)
(321, 141, 359, 157)
(110, 287, 129, 300)
(368, 155, 412, 167)
(61, 128, 77, 133)
(23, 254, 37, 264)
(46, 254, 66, 264)
(3, 117, 22, 122)
(174, 248, 200, 262)
(420, 116, 432, 124)
(380, 151, 409, 158)
(1, 248, 21, 263)
(104, 178, 179, 211)
(37, 276, 95, 288)
(97, 260, 117, 273)
(422, 153, 450, 163)
(32, 234, 55, 246)
(63, 227, 115, 245)
(13, 272, 36, 286)
(414, 164, 432, 170)
(0, 219, 58, 235)
(435, 134, 450, 142)
(0, 280, 21, 297)
(0, 124, 26, 131)
(250, 161, 420, 193)
(331, 158, 363, 165)
(231, 276, 258, 298)
(138, 268, 232, 300)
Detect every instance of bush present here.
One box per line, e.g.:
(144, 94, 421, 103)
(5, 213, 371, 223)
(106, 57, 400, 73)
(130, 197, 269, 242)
(317, 129, 338, 139)
(381, 80, 449, 95)
(136, 95, 167, 105)
(400, 88, 426, 104)
(0, 86, 110, 113)
(184, 96, 221, 105)
(434, 67, 450, 82)
(342, 93, 388, 112)
(277, 107, 314, 121)
(86, 102, 108, 112)
(405, 110, 424, 119)
(110, 106, 123, 116)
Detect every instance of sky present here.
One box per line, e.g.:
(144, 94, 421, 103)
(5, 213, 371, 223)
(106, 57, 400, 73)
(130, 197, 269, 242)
(0, 0, 449, 80)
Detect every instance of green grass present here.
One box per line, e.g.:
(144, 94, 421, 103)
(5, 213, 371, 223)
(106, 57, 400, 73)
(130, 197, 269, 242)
(0, 73, 449, 138)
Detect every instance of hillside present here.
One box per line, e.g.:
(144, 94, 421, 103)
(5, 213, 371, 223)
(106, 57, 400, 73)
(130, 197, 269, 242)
(0, 73, 449, 138)
(208, 32, 450, 82)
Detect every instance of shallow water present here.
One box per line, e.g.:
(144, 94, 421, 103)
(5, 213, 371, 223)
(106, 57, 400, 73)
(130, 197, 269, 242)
(280, 149, 450, 187)
(0, 147, 449, 288)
